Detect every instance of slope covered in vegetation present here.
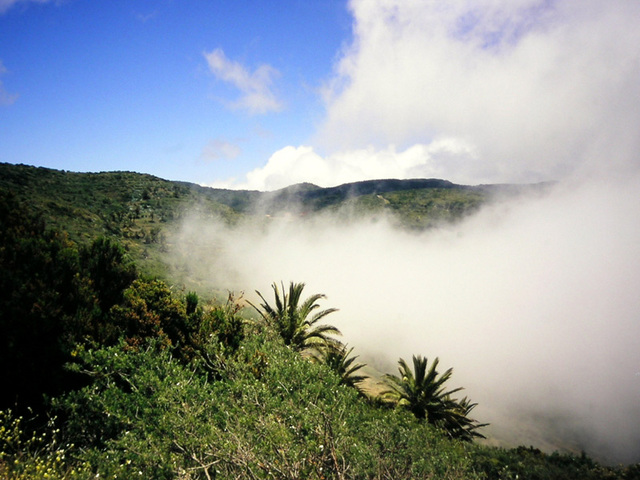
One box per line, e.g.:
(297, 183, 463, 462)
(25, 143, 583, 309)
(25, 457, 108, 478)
(0, 163, 544, 280)
(1, 164, 636, 479)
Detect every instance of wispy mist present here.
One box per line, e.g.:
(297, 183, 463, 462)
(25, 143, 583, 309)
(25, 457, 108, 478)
(171, 175, 640, 464)
(170, 0, 640, 464)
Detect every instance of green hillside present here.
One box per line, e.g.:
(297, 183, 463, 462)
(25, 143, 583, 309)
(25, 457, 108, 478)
(0, 163, 494, 235)
(0, 162, 543, 280)
(2, 162, 635, 479)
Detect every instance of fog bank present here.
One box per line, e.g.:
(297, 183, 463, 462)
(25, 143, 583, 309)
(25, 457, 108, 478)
(174, 1, 640, 463)
(171, 176, 640, 464)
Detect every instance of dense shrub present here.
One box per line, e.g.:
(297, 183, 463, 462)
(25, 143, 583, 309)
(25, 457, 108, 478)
(0, 193, 97, 410)
(47, 331, 480, 479)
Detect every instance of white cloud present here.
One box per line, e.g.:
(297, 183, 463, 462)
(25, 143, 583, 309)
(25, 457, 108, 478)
(314, 0, 640, 184)
(218, 139, 484, 191)
(201, 138, 242, 162)
(204, 48, 283, 115)
(0, 61, 18, 106)
(220, 1, 640, 191)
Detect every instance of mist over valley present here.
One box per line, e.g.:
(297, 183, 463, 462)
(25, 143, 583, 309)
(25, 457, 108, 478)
(169, 173, 640, 465)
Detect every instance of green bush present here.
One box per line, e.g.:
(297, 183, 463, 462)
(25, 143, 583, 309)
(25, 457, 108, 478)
(0, 193, 97, 411)
(48, 330, 481, 479)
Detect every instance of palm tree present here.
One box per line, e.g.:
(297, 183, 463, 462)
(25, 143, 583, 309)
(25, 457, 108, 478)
(384, 355, 486, 440)
(438, 395, 487, 441)
(321, 343, 368, 389)
(250, 282, 341, 352)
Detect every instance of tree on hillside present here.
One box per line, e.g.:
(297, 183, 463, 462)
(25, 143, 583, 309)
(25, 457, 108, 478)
(80, 236, 137, 315)
(384, 355, 486, 441)
(189, 292, 247, 379)
(0, 192, 97, 410)
(109, 278, 191, 353)
(250, 282, 341, 352)
(319, 343, 368, 390)
(441, 395, 488, 442)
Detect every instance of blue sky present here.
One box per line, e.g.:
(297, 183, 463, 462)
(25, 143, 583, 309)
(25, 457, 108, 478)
(1, 0, 639, 190)
(0, 0, 350, 186)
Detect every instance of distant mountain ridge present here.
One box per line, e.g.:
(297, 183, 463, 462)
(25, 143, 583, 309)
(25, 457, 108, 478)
(0, 162, 547, 279)
(262, 178, 462, 210)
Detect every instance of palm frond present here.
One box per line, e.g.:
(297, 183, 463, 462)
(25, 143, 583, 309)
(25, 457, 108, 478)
(384, 354, 487, 439)
(251, 281, 341, 352)
(323, 344, 368, 389)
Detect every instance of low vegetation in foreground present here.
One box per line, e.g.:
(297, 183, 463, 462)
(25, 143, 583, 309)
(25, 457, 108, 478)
(1, 186, 639, 479)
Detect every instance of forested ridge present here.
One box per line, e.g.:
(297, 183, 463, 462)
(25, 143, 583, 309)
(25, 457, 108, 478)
(0, 162, 540, 278)
(1, 163, 637, 479)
